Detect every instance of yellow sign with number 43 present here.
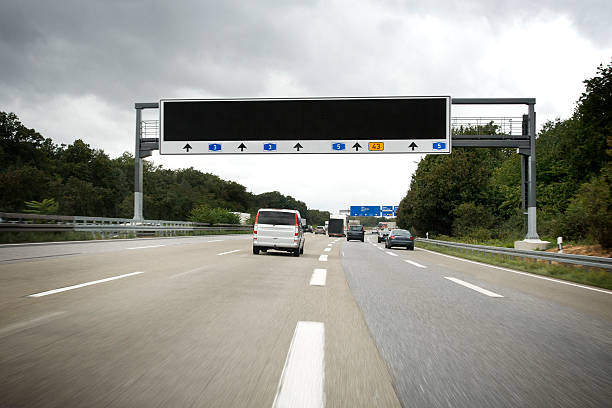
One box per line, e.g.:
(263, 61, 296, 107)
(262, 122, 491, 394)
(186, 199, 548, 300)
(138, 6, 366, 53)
(368, 142, 384, 151)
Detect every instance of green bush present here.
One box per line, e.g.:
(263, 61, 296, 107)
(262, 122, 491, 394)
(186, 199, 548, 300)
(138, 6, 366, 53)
(189, 205, 240, 224)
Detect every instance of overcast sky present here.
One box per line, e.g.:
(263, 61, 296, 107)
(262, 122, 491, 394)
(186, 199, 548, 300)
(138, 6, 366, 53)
(1, 0, 611, 214)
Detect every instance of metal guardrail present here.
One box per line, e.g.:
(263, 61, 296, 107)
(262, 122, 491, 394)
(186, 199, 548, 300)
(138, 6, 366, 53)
(416, 238, 612, 271)
(0, 212, 252, 234)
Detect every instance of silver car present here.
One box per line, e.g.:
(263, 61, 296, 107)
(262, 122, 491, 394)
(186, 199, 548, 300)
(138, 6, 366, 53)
(252, 208, 305, 257)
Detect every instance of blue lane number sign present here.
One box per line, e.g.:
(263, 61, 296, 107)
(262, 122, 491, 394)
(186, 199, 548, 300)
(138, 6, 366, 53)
(332, 143, 346, 151)
(264, 143, 277, 151)
(432, 142, 446, 150)
(208, 143, 222, 152)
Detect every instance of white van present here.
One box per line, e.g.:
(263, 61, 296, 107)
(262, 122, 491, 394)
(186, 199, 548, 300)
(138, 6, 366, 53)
(252, 208, 305, 257)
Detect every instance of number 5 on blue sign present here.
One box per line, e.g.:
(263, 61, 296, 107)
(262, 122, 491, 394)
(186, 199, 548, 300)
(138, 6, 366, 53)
(432, 142, 446, 150)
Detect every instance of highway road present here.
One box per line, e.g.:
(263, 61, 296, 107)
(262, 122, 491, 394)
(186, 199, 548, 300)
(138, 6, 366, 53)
(0, 233, 610, 407)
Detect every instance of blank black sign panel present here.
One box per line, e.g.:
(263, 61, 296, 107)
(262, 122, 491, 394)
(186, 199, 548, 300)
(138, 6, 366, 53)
(161, 97, 448, 141)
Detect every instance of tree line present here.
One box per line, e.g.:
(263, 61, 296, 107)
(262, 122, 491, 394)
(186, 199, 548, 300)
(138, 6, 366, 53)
(397, 60, 611, 248)
(0, 113, 330, 225)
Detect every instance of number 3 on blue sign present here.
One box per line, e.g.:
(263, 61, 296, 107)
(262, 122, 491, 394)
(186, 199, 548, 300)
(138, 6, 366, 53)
(209, 143, 221, 151)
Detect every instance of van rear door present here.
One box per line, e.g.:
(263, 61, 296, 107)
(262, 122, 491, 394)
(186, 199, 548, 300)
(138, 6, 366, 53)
(256, 211, 298, 247)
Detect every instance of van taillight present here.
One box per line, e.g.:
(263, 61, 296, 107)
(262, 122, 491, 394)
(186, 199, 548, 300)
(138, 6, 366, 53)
(410, 236, 414, 240)
(253, 211, 259, 234)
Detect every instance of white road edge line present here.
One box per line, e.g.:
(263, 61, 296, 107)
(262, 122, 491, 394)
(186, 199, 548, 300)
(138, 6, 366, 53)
(310, 269, 327, 286)
(417, 247, 612, 295)
(217, 249, 241, 256)
(272, 321, 325, 408)
(318, 255, 328, 262)
(324, 248, 331, 252)
(28, 272, 144, 298)
(127, 245, 166, 250)
(445, 277, 504, 298)
(404, 259, 427, 268)
(386, 251, 399, 257)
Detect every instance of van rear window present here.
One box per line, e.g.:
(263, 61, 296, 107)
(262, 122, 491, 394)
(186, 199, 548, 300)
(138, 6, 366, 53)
(258, 211, 296, 225)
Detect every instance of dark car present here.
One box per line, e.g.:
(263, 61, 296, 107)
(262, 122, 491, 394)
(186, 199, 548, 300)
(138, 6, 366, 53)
(385, 229, 415, 250)
(314, 226, 326, 234)
(346, 225, 365, 242)
(304, 225, 313, 233)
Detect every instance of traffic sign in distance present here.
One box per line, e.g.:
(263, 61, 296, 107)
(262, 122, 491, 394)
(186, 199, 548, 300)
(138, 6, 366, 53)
(159, 96, 451, 155)
(350, 206, 381, 216)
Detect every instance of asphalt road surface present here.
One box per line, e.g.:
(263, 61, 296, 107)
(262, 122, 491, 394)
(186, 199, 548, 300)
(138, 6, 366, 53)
(0, 233, 610, 407)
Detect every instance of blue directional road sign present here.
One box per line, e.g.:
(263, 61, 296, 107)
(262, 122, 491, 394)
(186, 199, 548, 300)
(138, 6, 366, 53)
(208, 143, 222, 152)
(382, 211, 393, 217)
(382, 205, 393, 212)
(350, 206, 381, 216)
(263, 143, 277, 151)
(332, 143, 346, 151)
(432, 142, 446, 150)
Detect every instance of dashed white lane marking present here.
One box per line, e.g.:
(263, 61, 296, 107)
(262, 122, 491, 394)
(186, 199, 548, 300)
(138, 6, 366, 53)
(327, 244, 333, 247)
(417, 247, 612, 295)
(404, 259, 427, 268)
(127, 244, 165, 250)
(207, 239, 224, 243)
(217, 249, 240, 256)
(444, 277, 504, 298)
(377, 247, 385, 251)
(318, 255, 328, 262)
(324, 248, 331, 252)
(386, 251, 399, 257)
(310, 269, 327, 286)
(0, 311, 67, 338)
(272, 321, 325, 408)
(28, 272, 144, 298)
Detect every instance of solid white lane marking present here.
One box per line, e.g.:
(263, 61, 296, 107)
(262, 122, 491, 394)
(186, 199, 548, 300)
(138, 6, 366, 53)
(273, 321, 325, 408)
(28, 272, 144, 298)
(386, 252, 398, 257)
(310, 269, 327, 286)
(417, 247, 612, 295)
(404, 259, 427, 268)
(217, 249, 240, 256)
(318, 255, 328, 262)
(127, 244, 165, 250)
(324, 248, 331, 252)
(445, 277, 504, 298)
(0, 312, 67, 338)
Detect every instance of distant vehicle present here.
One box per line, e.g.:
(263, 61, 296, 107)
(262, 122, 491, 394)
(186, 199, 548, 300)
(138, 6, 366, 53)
(385, 229, 415, 250)
(252, 209, 305, 257)
(370, 228, 377, 234)
(314, 226, 326, 234)
(304, 225, 313, 233)
(346, 225, 365, 242)
(328, 214, 347, 237)
(377, 228, 391, 243)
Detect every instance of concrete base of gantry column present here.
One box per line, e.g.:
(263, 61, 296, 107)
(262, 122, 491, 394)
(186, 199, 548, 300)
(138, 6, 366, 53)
(514, 239, 551, 251)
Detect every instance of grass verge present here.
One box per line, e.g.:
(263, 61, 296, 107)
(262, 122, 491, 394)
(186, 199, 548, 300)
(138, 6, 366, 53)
(0, 230, 251, 244)
(418, 241, 612, 290)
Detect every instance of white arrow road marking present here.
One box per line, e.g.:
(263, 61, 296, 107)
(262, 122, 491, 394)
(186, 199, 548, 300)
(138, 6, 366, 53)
(273, 321, 325, 408)
(445, 277, 504, 298)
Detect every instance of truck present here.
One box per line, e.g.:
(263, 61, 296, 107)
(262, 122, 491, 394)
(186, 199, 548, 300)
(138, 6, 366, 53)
(328, 214, 347, 237)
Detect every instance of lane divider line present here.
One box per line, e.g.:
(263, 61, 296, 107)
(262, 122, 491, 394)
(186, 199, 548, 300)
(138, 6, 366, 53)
(127, 245, 166, 250)
(417, 247, 612, 295)
(217, 249, 240, 256)
(272, 321, 325, 408)
(28, 272, 144, 298)
(324, 248, 331, 252)
(404, 259, 427, 268)
(207, 239, 224, 243)
(444, 277, 504, 298)
(310, 269, 327, 286)
(318, 255, 328, 262)
(386, 252, 398, 257)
